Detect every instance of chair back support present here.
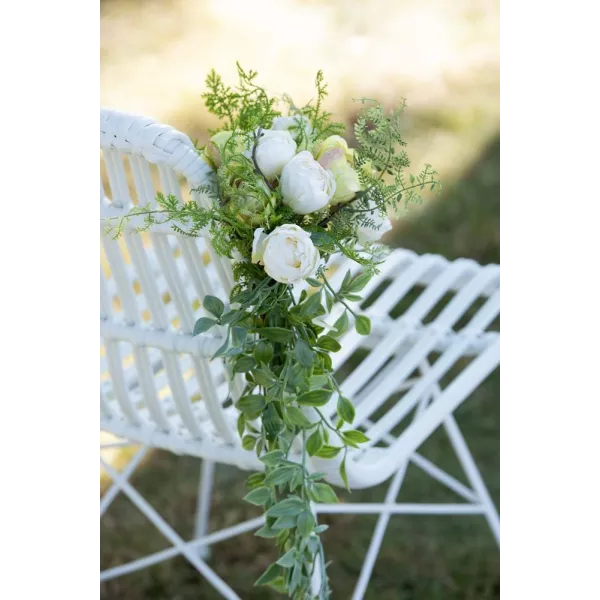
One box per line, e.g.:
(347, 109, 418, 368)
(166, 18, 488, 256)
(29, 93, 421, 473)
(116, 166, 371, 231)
(100, 108, 241, 446)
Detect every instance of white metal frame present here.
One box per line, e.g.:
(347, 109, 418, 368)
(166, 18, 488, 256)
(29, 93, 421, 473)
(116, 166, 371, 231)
(100, 108, 499, 599)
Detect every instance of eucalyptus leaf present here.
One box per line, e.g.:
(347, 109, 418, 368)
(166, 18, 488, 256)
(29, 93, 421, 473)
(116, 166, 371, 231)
(193, 317, 216, 336)
(204, 295, 225, 318)
(231, 326, 248, 346)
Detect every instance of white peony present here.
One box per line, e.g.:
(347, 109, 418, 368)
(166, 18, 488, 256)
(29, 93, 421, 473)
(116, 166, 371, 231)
(272, 115, 312, 143)
(280, 151, 336, 215)
(356, 202, 393, 244)
(251, 224, 320, 285)
(252, 129, 297, 179)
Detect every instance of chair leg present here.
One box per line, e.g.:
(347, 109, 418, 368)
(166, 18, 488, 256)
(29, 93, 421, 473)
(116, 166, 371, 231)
(195, 459, 215, 559)
(443, 415, 500, 545)
(351, 462, 410, 600)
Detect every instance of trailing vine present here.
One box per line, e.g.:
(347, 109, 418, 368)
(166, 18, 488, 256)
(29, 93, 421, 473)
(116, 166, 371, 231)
(105, 64, 441, 598)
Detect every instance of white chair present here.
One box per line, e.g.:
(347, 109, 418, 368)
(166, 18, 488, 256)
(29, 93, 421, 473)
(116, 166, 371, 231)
(100, 108, 500, 600)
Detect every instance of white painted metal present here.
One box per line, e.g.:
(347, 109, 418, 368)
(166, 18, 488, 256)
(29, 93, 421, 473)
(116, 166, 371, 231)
(100, 108, 500, 598)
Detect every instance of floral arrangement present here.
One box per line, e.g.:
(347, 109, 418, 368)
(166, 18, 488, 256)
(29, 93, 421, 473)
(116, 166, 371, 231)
(110, 65, 440, 599)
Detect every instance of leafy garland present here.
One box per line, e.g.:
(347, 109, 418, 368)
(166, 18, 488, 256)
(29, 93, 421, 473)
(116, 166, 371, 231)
(107, 64, 441, 599)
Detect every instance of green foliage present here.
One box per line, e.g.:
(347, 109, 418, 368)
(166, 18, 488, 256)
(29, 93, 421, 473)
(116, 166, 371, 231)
(104, 65, 441, 600)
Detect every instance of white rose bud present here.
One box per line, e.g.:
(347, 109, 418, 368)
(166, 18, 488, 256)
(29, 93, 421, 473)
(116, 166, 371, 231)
(317, 147, 361, 205)
(251, 224, 320, 285)
(280, 151, 336, 215)
(272, 115, 312, 143)
(356, 201, 393, 244)
(253, 130, 297, 179)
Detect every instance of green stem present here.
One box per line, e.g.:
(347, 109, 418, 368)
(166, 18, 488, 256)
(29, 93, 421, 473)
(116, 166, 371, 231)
(321, 274, 358, 318)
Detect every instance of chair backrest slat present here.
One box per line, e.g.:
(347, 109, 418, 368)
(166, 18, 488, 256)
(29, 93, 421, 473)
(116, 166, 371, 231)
(100, 108, 236, 443)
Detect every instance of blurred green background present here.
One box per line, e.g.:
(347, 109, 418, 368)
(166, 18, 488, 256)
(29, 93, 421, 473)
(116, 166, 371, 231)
(101, 0, 499, 598)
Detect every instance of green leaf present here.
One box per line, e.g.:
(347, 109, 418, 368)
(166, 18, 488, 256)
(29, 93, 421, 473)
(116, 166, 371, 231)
(355, 315, 372, 335)
(306, 429, 324, 456)
(325, 289, 334, 312)
(296, 389, 332, 407)
(309, 374, 329, 389)
(266, 497, 305, 518)
(242, 435, 256, 451)
(246, 472, 265, 488)
(264, 466, 297, 486)
(340, 456, 350, 490)
(290, 562, 302, 593)
(305, 277, 322, 288)
(253, 340, 274, 364)
(272, 515, 297, 531)
(193, 317, 216, 336)
(253, 368, 275, 388)
(262, 403, 284, 438)
(344, 293, 363, 302)
(211, 338, 229, 359)
(204, 295, 225, 318)
(294, 338, 314, 368)
(259, 450, 284, 466)
(342, 429, 370, 444)
(289, 469, 304, 492)
(259, 327, 294, 344)
(314, 524, 329, 534)
(311, 482, 339, 503)
(314, 445, 342, 459)
(255, 563, 280, 586)
(220, 310, 243, 326)
(235, 394, 266, 418)
(316, 335, 341, 352)
(296, 510, 315, 539)
(265, 576, 288, 593)
(231, 326, 247, 346)
(243, 486, 271, 506)
(340, 269, 353, 292)
(299, 290, 322, 317)
(276, 549, 296, 568)
(236, 413, 245, 438)
(285, 406, 313, 428)
(233, 355, 256, 373)
(332, 311, 349, 337)
(310, 231, 333, 247)
(347, 272, 371, 293)
(337, 395, 355, 424)
(254, 524, 279, 538)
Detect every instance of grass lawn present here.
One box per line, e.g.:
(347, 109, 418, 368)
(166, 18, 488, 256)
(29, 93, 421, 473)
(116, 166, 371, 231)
(100, 136, 500, 599)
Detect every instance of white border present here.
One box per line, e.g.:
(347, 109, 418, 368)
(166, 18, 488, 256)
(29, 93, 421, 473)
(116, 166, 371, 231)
(0, 1, 98, 597)
(502, 1, 600, 598)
